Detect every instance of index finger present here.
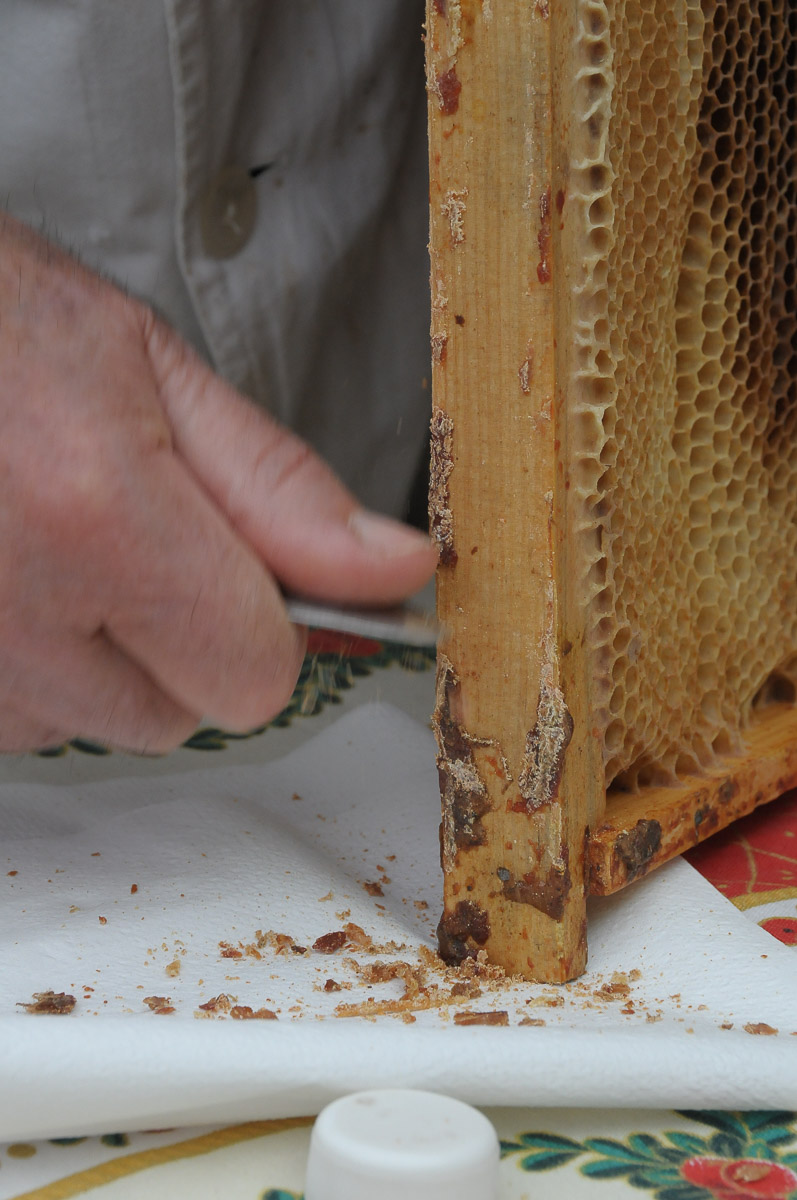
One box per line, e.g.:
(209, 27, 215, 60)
(141, 314, 438, 605)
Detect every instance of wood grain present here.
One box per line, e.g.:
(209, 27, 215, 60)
(427, 0, 601, 982)
(588, 703, 797, 894)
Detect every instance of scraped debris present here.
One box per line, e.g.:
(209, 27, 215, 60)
(454, 1010, 509, 1026)
(195, 993, 236, 1017)
(17, 991, 76, 1015)
(429, 408, 456, 565)
(441, 187, 468, 246)
(255, 930, 308, 956)
(143, 995, 175, 1015)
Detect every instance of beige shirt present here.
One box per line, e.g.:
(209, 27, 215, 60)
(0, 1, 430, 517)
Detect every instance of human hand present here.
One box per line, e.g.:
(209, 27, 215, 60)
(0, 215, 436, 752)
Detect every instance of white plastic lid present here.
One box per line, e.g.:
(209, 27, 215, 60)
(304, 1089, 500, 1200)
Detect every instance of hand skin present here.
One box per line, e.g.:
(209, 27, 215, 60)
(0, 214, 437, 753)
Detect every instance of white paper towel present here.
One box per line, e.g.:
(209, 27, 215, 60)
(1, 703, 795, 1140)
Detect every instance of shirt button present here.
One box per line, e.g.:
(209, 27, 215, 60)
(199, 165, 257, 259)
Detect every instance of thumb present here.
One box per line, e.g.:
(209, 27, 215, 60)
(142, 313, 437, 604)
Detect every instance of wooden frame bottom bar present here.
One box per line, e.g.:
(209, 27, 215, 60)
(587, 703, 797, 895)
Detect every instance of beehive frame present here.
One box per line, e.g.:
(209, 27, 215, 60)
(426, 0, 797, 981)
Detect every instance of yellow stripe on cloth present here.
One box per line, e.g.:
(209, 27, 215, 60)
(730, 886, 797, 911)
(13, 1117, 313, 1200)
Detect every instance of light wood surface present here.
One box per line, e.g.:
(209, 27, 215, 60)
(427, 0, 601, 983)
(588, 703, 797, 895)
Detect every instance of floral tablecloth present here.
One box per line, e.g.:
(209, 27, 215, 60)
(1, 630, 796, 1200)
(3, 1109, 797, 1200)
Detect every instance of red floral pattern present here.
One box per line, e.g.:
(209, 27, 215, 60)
(680, 1156, 797, 1199)
(758, 917, 797, 945)
(686, 789, 797, 945)
(305, 630, 382, 657)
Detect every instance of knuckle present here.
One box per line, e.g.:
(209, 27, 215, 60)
(138, 301, 203, 399)
(22, 449, 123, 559)
(26, 432, 171, 566)
(60, 457, 120, 524)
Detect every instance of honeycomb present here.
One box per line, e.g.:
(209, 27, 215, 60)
(567, 0, 797, 788)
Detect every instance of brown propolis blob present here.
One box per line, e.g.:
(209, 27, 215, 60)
(614, 819, 662, 882)
(437, 899, 491, 964)
(433, 657, 495, 874)
(313, 930, 348, 954)
(436, 68, 462, 116)
(496, 852, 572, 921)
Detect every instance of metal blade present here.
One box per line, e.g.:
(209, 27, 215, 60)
(283, 596, 441, 648)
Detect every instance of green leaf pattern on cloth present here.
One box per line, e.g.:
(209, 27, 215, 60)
(36, 633, 434, 756)
(501, 1112, 797, 1199)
